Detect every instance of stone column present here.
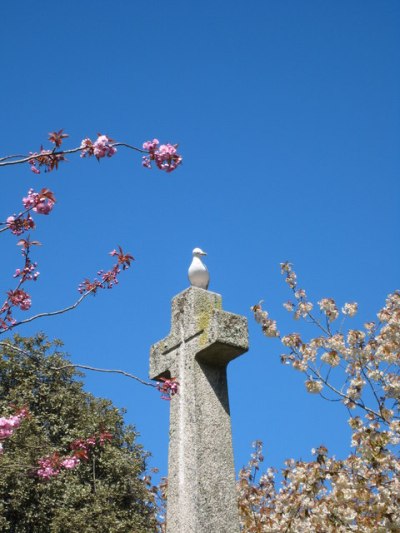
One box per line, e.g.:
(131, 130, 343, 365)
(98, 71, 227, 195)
(150, 287, 248, 533)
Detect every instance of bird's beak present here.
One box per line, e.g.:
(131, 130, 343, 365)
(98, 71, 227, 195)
(201, 251, 207, 256)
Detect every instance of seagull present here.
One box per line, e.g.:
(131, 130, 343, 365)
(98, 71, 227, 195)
(188, 248, 209, 290)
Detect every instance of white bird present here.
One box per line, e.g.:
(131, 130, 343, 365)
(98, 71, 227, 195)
(188, 248, 209, 290)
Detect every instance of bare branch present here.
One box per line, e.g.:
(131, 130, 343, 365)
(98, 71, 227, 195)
(0, 154, 27, 162)
(51, 362, 156, 388)
(0, 340, 155, 388)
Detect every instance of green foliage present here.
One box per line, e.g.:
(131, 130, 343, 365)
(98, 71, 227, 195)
(0, 334, 157, 532)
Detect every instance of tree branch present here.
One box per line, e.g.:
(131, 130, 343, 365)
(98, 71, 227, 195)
(0, 143, 146, 168)
(1, 290, 93, 334)
(51, 362, 156, 388)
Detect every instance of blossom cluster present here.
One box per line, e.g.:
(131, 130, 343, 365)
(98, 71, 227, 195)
(0, 408, 28, 454)
(142, 139, 182, 173)
(80, 134, 117, 159)
(5, 214, 34, 236)
(37, 431, 112, 479)
(157, 377, 179, 400)
(22, 188, 55, 215)
(250, 301, 279, 337)
(4, 188, 56, 236)
(29, 149, 66, 174)
(238, 435, 400, 532)
(37, 453, 80, 479)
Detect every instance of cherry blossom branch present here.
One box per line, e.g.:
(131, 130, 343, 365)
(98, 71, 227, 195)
(0, 143, 146, 167)
(1, 290, 94, 333)
(0, 146, 84, 167)
(1, 246, 134, 334)
(310, 366, 382, 420)
(0, 131, 182, 174)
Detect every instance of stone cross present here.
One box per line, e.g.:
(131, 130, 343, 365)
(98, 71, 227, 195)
(150, 286, 248, 533)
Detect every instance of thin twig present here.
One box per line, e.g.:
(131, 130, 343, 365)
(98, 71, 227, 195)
(361, 366, 386, 419)
(311, 366, 382, 420)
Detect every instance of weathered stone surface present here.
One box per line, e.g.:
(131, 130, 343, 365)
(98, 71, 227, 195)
(150, 287, 248, 533)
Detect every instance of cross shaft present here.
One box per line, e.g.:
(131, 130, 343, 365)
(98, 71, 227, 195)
(150, 287, 248, 533)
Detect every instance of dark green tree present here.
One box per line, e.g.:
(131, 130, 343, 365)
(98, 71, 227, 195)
(0, 333, 158, 533)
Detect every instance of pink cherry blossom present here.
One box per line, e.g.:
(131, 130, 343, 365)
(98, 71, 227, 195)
(142, 138, 159, 152)
(93, 135, 117, 159)
(28, 149, 65, 174)
(6, 214, 35, 235)
(22, 188, 55, 215)
(13, 261, 39, 282)
(0, 409, 27, 441)
(37, 456, 60, 479)
(30, 164, 40, 175)
(142, 139, 182, 172)
(7, 289, 31, 311)
(60, 456, 80, 469)
(80, 137, 93, 157)
(157, 377, 179, 400)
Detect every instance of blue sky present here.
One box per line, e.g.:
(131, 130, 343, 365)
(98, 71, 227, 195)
(1, 0, 399, 481)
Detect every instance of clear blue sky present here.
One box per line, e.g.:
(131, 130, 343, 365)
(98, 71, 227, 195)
(1, 0, 399, 481)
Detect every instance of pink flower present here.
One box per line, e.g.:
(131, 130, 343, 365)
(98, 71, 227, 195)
(80, 138, 94, 157)
(13, 261, 39, 282)
(22, 188, 55, 215)
(142, 139, 182, 172)
(142, 138, 159, 152)
(92, 135, 117, 159)
(30, 164, 40, 175)
(37, 457, 60, 479)
(35, 201, 52, 215)
(0, 416, 19, 439)
(6, 216, 21, 236)
(60, 456, 80, 470)
(155, 144, 182, 172)
(6, 215, 35, 236)
(85, 436, 96, 447)
(157, 377, 179, 400)
(7, 289, 31, 311)
(0, 410, 27, 440)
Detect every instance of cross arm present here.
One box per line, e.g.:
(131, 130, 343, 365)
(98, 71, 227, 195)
(197, 309, 248, 366)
